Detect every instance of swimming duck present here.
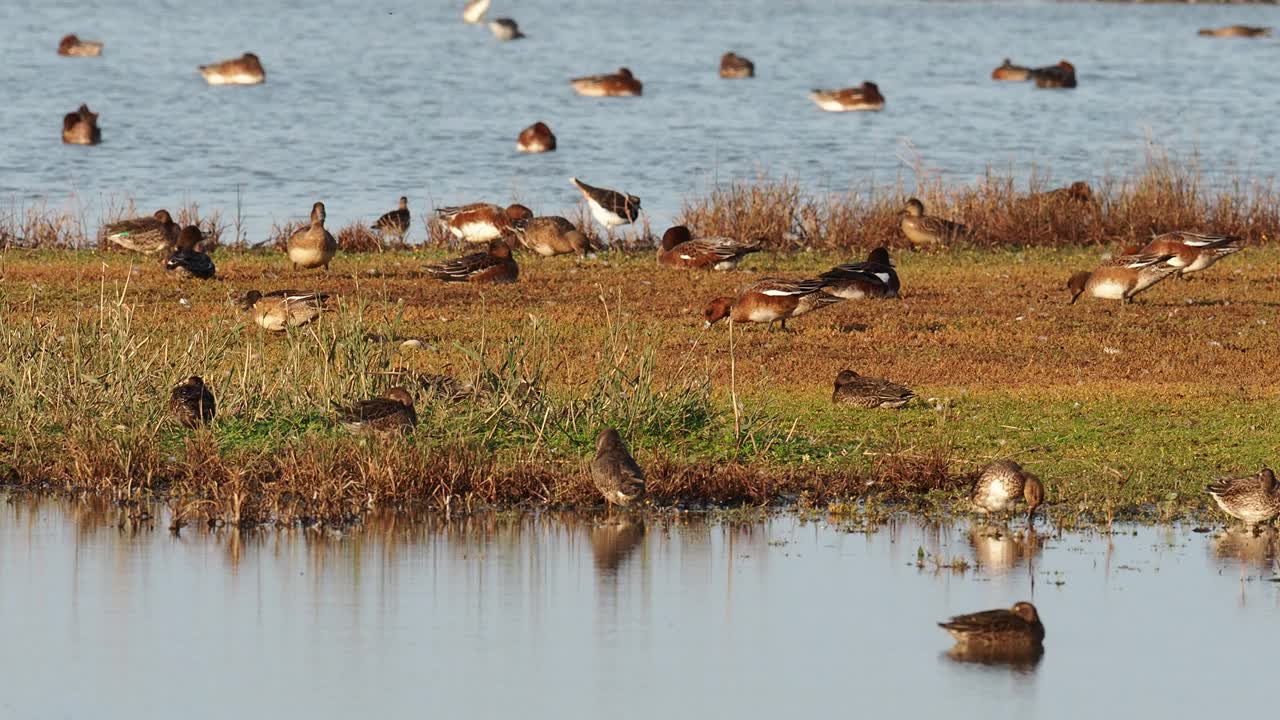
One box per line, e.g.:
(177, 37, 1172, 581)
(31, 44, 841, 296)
(1030, 60, 1076, 89)
(703, 278, 845, 331)
(570, 68, 643, 97)
(819, 247, 900, 298)
(198, 52, 265, 85)
(513, 216, 592, 256)
(103, 209, 180, 255)
(165, 226, 216, 279)
(462, 0, 490, 23)
(240, 290, 329, 332)
(62, 104, 101, 145)
(372, 196, 411, 238)
(517, 122, 556, 153)
(571, 177, 641, 230)
(991, 58, 1030, 81)
(832, 370, 914, 408)
(337, 388, 417, 433)
(489, 18, 524, 40)
(436, 203, 534, 243)
(287, 202, 337, 271)
(939, 602, 1045, 650)
(590, 428, 645, 510)
(656, 226, 762, 270)
(1207, 468, 1279, 531)
(58, 34, 103, 56)
(1199, 25, 1271, 38)
(170, 376, 216, 428)
(809, 82, 884, 112)
(1066, 252, 1178, 304)
(719, 52, 755, 78)
(973, 460, 1044, 524)
(1135, 231, 1243, 279)
(425, 239, 519, 283)
(900, 198, 970, 247)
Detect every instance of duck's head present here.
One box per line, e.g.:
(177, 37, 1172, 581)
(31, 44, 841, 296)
(311, 202, 326, 225)
(702, 296, 734, 328)
(398, 196, 408, 209)
(660, 225, 692, 251)
(834, 369, 860, 387)
(1023, 474, 1044, 523)
(62, 112, 80, 132)
(596, 427, 624, 452)
(177, 225, 203, 250)
(866, 246, 892, 266)
(1057, 60, 1075, 73)
(242, 52, 263, 69)
(385, 387, 415, 408)
(902, 198, 925, 217)
(58, 35, 79, 52)
(861, 81, 883, 101)
(488, 238, 513, 258)
(616, 67, 634, 79)
(505, 204, 534, 221)
(239, 290, 263, 309)
(185, 375, 206, 387)
(1011, 602, 1040, 624)
(1067, 181, 1092, 202)
(154, 209, 175, 225)
(1066, 271, 1089, 304)
(1261, 467, 1276, 490)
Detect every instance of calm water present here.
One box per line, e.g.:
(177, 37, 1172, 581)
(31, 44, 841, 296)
(1, 498, 1276, 719)
(2, 1, 1278, 242)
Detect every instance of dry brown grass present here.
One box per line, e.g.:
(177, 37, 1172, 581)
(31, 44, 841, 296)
(336, 221, 386, 253)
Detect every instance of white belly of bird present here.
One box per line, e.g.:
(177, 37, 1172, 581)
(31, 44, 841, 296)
(746, 306, 784, 323)
(713, 259, 739, 271)
(588, 201, 627, 227)
(572, 83, 610, 97)
(202, 70, 263, 85)
(1211, 494, 1273, 524)
(1089, 279, 1128, 299)
(288, 245, 331, 268)
(982, 483, 1015, 511)
(458, 221, 501, 242)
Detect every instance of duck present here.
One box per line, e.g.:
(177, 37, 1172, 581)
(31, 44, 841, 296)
(62, 104, 101, 145)
(656, 225, 762, 270)
(1030, 60, 1076, 89)
(58, 34, 103, 57)
(703, 278, 845, 331)
(1033, 181, 1093, 204)
(973, 460, 1044, 524)
(516, 122, 556, 153)
(1207, 468, 1279, 531)
(337, 388, 417, 433)
(169, 376, 216, 428)
(462, 0, 490, 23)
(991, 58, 1030, 81)
(1135, 231, 1243, 279)
(1066, 252, 1178, 304)
(240, 290, 329, 332)
(570, 68, 643, 97)
(939, 602, 1045, 650)
(819, 247, 900, 299)
(425, 239, 519, 283)
(286, 202, 337, 271)
(719, 52, 755, 78)
(590, 428, 645, 510)
(436, 203, 534, 243)
(571, 177, 641, 230)
(900, 198, 970, 247)
(103, 209, 180, 255)
(513, 216, 592, 256)
(831, 370, 914, 408)
(809, 82, 884, 112)
(165, 226, 216, 279)
(489, 18, 524, 40)
(198, 52, 265, 85)
(371, 196, 411, 238)
(1199, 25, 1271, 38)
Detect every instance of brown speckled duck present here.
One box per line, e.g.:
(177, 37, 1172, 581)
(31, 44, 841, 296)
(240, 290, 329, 332)
(570, 68, 642, 97)
(900, 198, 970, 247)
(62, 104, 101, 145)
(198, 52, 265, 85)
(590, 428, 645, 510)
(169, 376, 215, 428)
(973, 460, 1044, 523)
(513, 216, 591, 256)
(832, 370, 914, 409)
(425, 239, 519, 283)
(103, 209, 180, 255)
(1208, 468, 1279, 531)
(338, 388, 417, 433)
(287, 202, 337, 271)
(719, 52, 755, 78)
(939, 602, 1045, 650)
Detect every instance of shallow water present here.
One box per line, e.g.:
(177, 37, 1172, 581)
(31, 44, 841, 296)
(2, 1, 1277, 242)
(1, 497, 1276, 719)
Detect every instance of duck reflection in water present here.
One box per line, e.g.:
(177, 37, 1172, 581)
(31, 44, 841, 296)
(591, 517, 645, 576)
(1211, 526, 1278, 569)
(968, 524, 1043, 574)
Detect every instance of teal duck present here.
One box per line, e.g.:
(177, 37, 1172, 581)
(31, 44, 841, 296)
(590, 428, 645, 509)
(165, 226, 216, 279)
(338, 388, 417, 433)
(1207, 468, 1279, 530)
(973, 460, 1044, 524)
(832, 370, 914, 409)
(103, 209, 179, 255)
(170, 376, 216, 428)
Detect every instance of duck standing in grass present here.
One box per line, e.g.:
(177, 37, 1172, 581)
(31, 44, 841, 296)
(973, 460, 1044, 524)
(1207, 468, 1279, 532)
(371, 196, 411, 239)
(240, 290, 329, 332)
(516, 122, 556, 153)
(590, 428, 645, 511)
(1066, 252, 1178, 304)
(571, 177, 641, 232)
(165, 226, 216, 279)
(169, 376, 216, 428)
(62, 104, 101, 145)
(425, 239, 519, 283)
(198, 52, 265, 85)
(832, 370, 914, 409)
(939, 602, 1045, 652)
(570, 68, 642, 97)
(1136, 231, 1243, 279)
(436, 203, 533, 243)
(819, 247, 899, 298)
(900, 198, 969, 247)
(513, 216, 592, 256)
(58, 34, 103, 56)
(656, 226, 762, 270)
(703, 278, 844, 331)
(287, 202, 337, 271)
(338, 388, 417, 433)
(103, 209, 180, 255)
(809, 82, 884, 111)
(719, 52, 754, 78)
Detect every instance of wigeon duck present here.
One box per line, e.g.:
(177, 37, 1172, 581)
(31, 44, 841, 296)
(165, 226, 216, 279)
(809, 82, 884, 112)
(513, 216, 592, 256)
(489, 18, 524, 40)
(287, 202, 337, 271)
(1066, 252, 1178, 304)
(591, 428, 645, 510)
(1199, 25, 1271, 38)
(62, 104, 101, 145)
(436, 203, 533, 243)
(900, 198, 970, 247)
(719, 52, 755, 78)
(170, 376, 215, 428)
(819, 247, 900, 298)
(198, 53, 265, 85)
(703, 278, 845, 331)
(517, 122, 556, 153)
(939, 602, 1045, 651)
(337, 388, 417, 433)
(58, 34, 103, 57)
(657, 225, 762, 270)
(240, 290, 329, 332)
(832, 370, 914, 409)
(570, 68, 643, 97)
(425, 239, 519, 283)
(973, 460, 1044, 524)
(1136, 231, 1243, 279)
(1207, 468, 1279, 531)
(571, 177, 641, 229)
(991, 58, 1030, 81)
(1030, 60, 1076, 89)
(462, 0, 490, 24)
(371, 196, 411, 238)
(103, 209, 179, 255)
